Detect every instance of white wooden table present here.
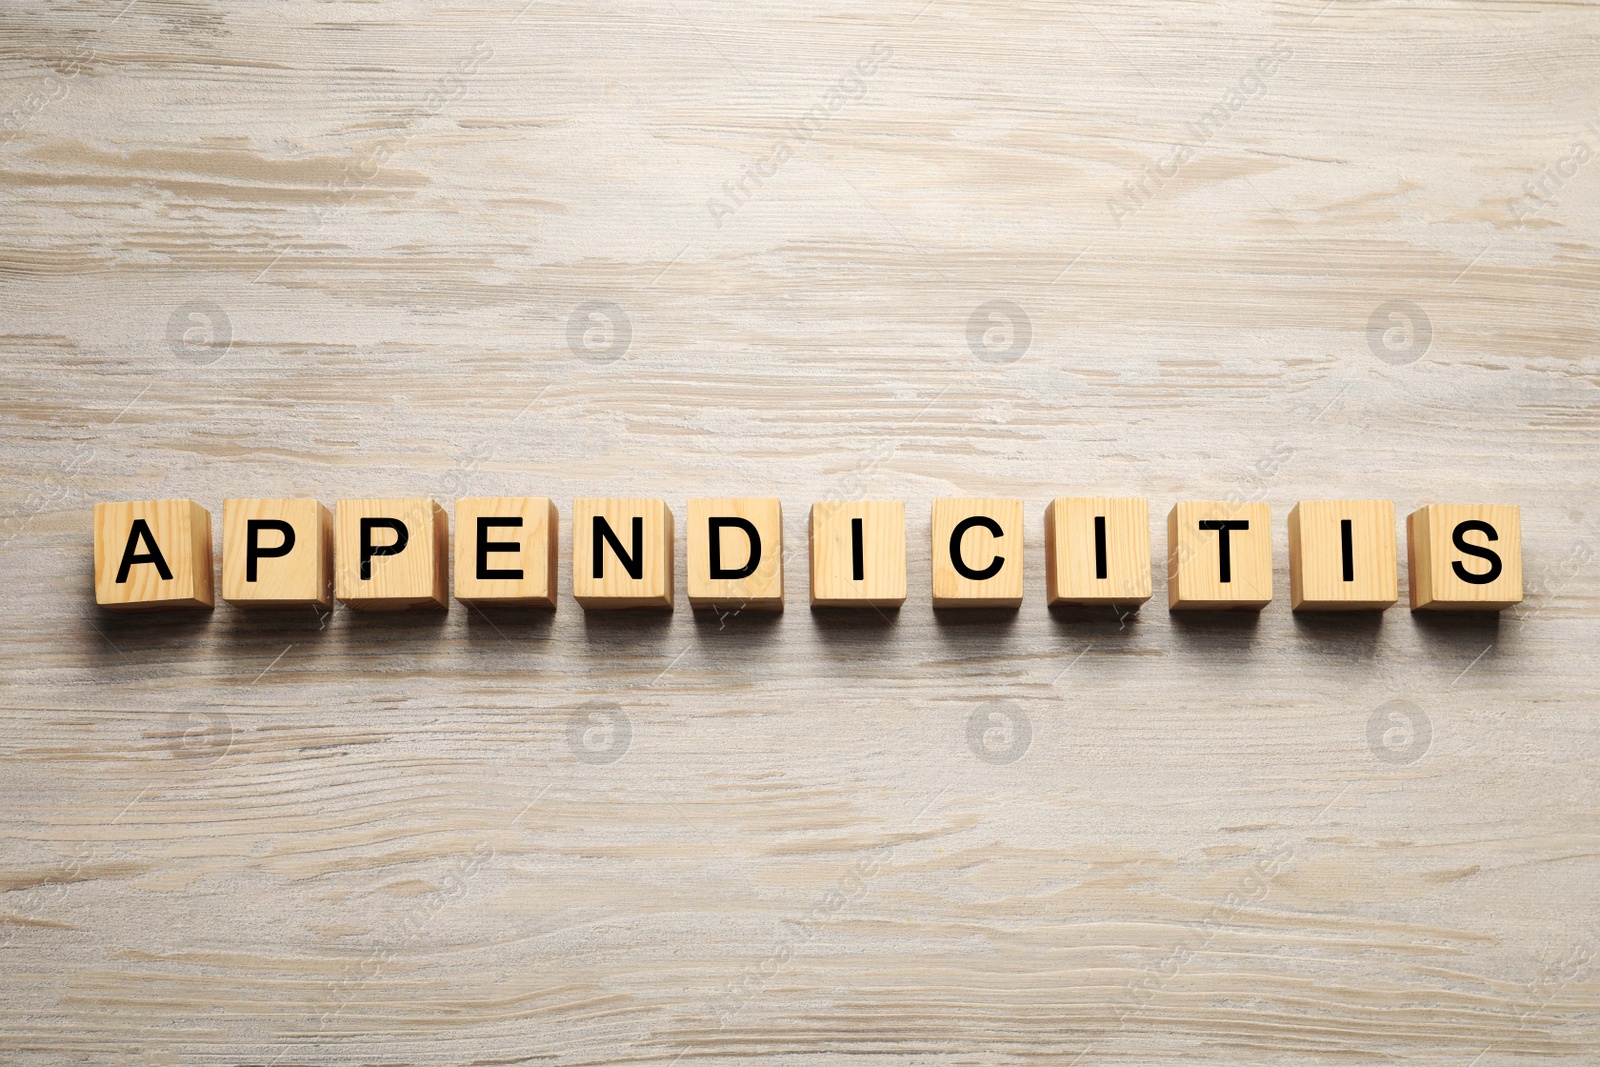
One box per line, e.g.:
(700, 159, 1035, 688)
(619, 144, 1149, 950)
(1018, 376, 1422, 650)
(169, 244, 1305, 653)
(2, 1, 1598, 1063)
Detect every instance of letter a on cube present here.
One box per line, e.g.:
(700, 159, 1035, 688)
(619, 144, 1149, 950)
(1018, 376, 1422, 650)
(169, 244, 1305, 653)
(809, 500, 905, 608)
(1406, 503, 1522, 611)
(1168, 501, 1272, 610)
(931, 498, 1023, 608)
(687, 497, 783, 611)
(94, 499, 214, 611)
(1288, 499, 1396, 611)
(453, 497, 558, 608)
(334, 498, 448, 611)
(572, 498, 673, 610)
(222, 498, 332, 609)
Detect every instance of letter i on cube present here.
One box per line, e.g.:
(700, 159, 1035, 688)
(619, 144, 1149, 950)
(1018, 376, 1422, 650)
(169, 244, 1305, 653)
(1045, 497, 1152, 608)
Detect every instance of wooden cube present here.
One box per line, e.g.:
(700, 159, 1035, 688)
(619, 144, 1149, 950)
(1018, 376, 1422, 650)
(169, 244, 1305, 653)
(687, 497, 783, 611)
(1288, 500, 1397, 611)
(93, 499, 214, 611)
(1167, 501, 1272, 610)
(221, 498, 332, 609)
(809, 500, 906, 608)
(453, 497, 558, 608)
(1044, 496, 1151, 607)
(1407, 503, 1523, 611)
(931, 498, 1023, 608)
(334, 498, 448, 611)
(572, 498, 673, 610)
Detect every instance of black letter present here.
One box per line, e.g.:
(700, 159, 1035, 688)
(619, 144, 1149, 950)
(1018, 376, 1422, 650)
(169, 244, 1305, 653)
(708, 517, 761, 580)
(1198, 519, 1250, 583)
(1094, 515, 1108, 580)
(1451, 520, 1502, 585)
(360, 517, 408, 580)
(950, 515, 1005, 581)
(476, 516, 524, 580)
(246, 519, 295, 582)
(851, 517, 865, 581)
(1340, 518, 1354, 582)
(593, 515, 644, 580)
(115, 518, 173, 583)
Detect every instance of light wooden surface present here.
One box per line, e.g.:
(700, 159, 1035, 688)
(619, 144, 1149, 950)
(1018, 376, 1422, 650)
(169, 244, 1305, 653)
(3, 0, 1599, 1063)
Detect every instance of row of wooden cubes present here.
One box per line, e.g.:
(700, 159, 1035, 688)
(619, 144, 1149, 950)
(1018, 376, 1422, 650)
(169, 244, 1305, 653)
(92, 497, 1522, 614)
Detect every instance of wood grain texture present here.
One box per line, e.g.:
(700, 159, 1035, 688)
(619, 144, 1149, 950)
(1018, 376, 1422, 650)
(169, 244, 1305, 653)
(3, 0, 1600, 1063)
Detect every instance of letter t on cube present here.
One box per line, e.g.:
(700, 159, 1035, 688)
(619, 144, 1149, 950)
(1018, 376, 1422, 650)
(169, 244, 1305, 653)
(1167, 501, 1272, 610)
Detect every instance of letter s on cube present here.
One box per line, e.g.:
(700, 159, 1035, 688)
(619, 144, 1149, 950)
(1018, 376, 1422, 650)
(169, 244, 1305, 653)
(1406, 503, 1522, 611)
